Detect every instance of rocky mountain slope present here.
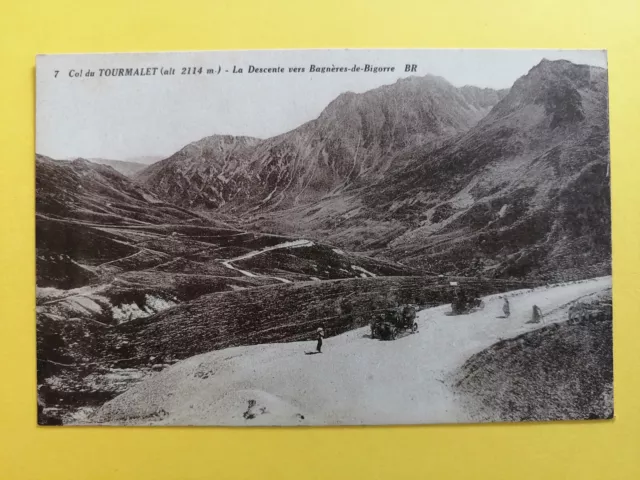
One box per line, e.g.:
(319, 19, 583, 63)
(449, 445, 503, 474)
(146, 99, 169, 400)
(250, 60, 611, 280)
(135, 60, 610, 281)
(135, 76, 507, 212)
(365, 60, 611, 279)
(37, 156, 208, 225)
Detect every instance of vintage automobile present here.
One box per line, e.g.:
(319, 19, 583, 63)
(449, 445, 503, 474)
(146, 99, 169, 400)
(370, 305, 418, 340)
(450, 291, 485, 315)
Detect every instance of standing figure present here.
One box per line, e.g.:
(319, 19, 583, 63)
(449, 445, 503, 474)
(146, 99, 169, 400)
(531, 305, 543, 324)
(503, 297, 510, 318)
(316, 327, 324, 353)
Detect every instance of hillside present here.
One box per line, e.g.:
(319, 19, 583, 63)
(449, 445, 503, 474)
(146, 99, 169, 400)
(36, 156, 223, 289)
(111, 275, 531, 363)
(454, 291, 613, 421)
(36, 155, 208, 226)
(86, 277, 612, 426)
(36, 153, 433, 423)
(375, 60, 611, 279)
(256, 60, 611, 280)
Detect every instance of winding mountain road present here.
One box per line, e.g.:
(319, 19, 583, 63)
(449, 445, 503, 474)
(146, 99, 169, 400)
(220, 239, 314, 283)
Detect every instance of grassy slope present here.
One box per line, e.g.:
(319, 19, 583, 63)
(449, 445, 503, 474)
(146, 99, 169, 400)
(453, 295, 613, 421)
(114, 276, 533, 364)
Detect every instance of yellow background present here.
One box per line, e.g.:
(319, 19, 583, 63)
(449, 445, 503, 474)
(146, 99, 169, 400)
(1, 1, 639, 478)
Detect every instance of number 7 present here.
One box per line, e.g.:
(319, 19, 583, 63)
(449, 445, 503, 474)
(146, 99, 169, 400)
(54, 70, 59, 78)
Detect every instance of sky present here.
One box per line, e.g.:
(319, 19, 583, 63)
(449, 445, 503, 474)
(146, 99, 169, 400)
(36, 49, 607, 161)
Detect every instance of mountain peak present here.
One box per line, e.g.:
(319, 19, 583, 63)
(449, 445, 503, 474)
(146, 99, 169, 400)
(71, 157, 92, 166)
(484, 59, 607, 129)
(189, 134, 261, 147)
(394, 73, 453, 86)
(522, 58, 605, 86)
(324, 74, 457, 110)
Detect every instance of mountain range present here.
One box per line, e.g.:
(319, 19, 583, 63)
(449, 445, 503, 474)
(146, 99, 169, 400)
(133, 59, 611, 280)
(135, 77, 508, 211)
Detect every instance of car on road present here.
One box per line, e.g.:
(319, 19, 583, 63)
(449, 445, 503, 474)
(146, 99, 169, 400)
(370, 305, 418, 340)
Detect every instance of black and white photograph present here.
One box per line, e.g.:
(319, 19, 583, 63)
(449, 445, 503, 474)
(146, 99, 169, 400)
(35, 49, 612, 426)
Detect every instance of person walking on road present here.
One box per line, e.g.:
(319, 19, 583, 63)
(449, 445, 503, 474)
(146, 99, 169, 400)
(530, 304, 543, 324)
(503, 297, 510, 318)
(316, 327, 324, 353)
